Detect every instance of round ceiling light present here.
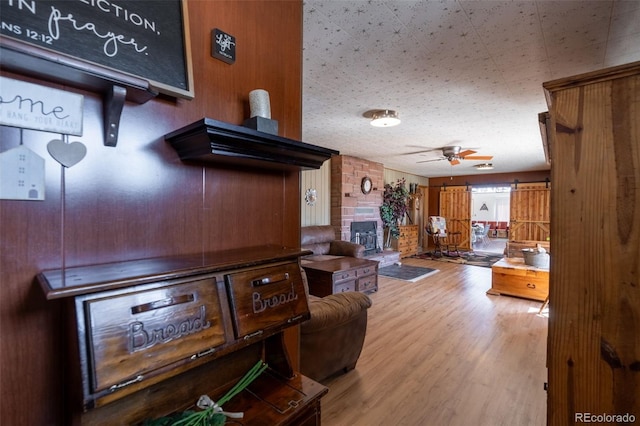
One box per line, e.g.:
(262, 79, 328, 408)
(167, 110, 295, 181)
(370, 109, 401, 127)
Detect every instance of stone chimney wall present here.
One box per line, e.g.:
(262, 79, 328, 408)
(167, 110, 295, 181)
(331, 155, 384, 246)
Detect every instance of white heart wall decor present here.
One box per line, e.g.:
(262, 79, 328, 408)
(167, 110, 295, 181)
(47, 139, 87, 168)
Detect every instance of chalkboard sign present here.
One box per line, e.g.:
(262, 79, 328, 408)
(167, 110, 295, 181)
(0, 0, 194, 99)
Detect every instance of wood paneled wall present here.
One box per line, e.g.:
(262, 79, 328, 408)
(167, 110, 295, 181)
(383, 168, 429, 187)
(0, 2, 303, 424)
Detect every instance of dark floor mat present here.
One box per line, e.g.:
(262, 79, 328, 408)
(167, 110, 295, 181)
(378, 265, 439, 282)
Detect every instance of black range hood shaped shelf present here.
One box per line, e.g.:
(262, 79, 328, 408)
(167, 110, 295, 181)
(165, 118, 338, 170)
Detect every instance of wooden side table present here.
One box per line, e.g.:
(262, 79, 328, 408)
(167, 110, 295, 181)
(302, 257, 379, 297)
(488, 257, 549, 302)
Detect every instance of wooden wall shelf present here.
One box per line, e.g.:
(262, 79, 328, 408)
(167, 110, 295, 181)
(165, 117, 338, 170)
(0, 35, 158, 147)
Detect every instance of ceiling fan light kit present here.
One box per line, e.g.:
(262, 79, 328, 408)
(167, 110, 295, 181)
(442, 146, 461, 158)
(370, 109, 401, 127)
(475, 163, 494, 170)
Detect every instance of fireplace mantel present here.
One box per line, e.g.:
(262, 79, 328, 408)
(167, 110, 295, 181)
(165, 118, 338, 170)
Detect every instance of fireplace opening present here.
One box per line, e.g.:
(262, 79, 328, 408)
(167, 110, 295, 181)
(350, 221, 380, 256)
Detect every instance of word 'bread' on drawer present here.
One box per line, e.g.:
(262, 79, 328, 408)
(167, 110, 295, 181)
(82, 277, 227, 394)
(225, 262, 310, 339)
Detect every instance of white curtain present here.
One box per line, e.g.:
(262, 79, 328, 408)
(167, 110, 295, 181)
(495, 196, 510, 222)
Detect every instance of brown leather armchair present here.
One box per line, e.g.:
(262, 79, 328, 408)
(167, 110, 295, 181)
(301, 225, 365, 262)
(299, 269, 372, 382)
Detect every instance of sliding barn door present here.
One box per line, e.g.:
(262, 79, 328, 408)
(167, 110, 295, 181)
(439, 186, 471, 250)
(509, 182, 551, 241)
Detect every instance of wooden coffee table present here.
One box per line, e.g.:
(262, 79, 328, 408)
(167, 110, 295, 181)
(302, 257, 378, 297)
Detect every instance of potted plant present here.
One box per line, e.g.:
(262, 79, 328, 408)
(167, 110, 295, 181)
(379, 178, 410, 247)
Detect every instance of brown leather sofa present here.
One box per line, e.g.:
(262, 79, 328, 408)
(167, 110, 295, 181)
(300, 225, 365, 261)
(299, 269, 373, 382)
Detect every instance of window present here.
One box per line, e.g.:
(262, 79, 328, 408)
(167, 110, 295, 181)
(471, 186, 510, 222)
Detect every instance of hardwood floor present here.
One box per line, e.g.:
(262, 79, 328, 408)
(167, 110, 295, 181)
(319, 257, 548, 426)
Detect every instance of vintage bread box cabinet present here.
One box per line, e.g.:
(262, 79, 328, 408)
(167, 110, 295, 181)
(38, 245, 328, 425)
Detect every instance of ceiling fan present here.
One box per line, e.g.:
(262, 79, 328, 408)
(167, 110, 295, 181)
(416, 146, 493, 166)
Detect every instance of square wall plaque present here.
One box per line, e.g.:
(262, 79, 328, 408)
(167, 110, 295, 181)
(212, 28, 236, 64)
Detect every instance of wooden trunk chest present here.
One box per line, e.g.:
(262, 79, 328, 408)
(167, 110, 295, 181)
(488, 257, 549, 302)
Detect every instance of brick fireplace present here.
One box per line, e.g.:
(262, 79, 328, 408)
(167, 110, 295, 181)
(350, 220, 379, 255)
(331, 155, 384, 250)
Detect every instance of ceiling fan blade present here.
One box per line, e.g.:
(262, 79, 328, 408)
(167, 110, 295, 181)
(402, 146, 444, 156)
(450, 159, 461, 166)
(464, 155, 494, 160)
(406, 145, 442, 151)
(458, 149, 477, 157)
(417, 158, 446, 164)
(401, 149, 436, 156)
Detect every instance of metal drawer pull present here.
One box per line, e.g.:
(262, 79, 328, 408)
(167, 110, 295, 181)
(243, 330, 264, 340)
(527, 283, 536, 289)
(288, 400, 300, 409)
(287, 315, 304, 323)
(252, 272, 290, 286)
(109, 375, 143, 392)
(131, 294, 195, 314)
(191, 347, 216, 360)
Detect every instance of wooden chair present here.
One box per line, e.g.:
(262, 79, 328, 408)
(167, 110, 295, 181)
(487, 221, 498, 237)
(442, 231, 462, 257)
(426, 216, 461, 257)
(426, 216, 447, 257)
(538, 295, 550, 315)
(426, 226, 445, 257)
(496, 222, 508, 238)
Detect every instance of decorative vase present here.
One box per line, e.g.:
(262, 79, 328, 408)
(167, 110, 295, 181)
(249, 89, 271, 119)
(244, 89, 278, 135)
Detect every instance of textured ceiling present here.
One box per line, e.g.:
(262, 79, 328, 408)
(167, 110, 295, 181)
(302, 0, 640, 177)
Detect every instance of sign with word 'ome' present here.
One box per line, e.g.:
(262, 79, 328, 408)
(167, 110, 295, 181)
(0, 76, 84, 136)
